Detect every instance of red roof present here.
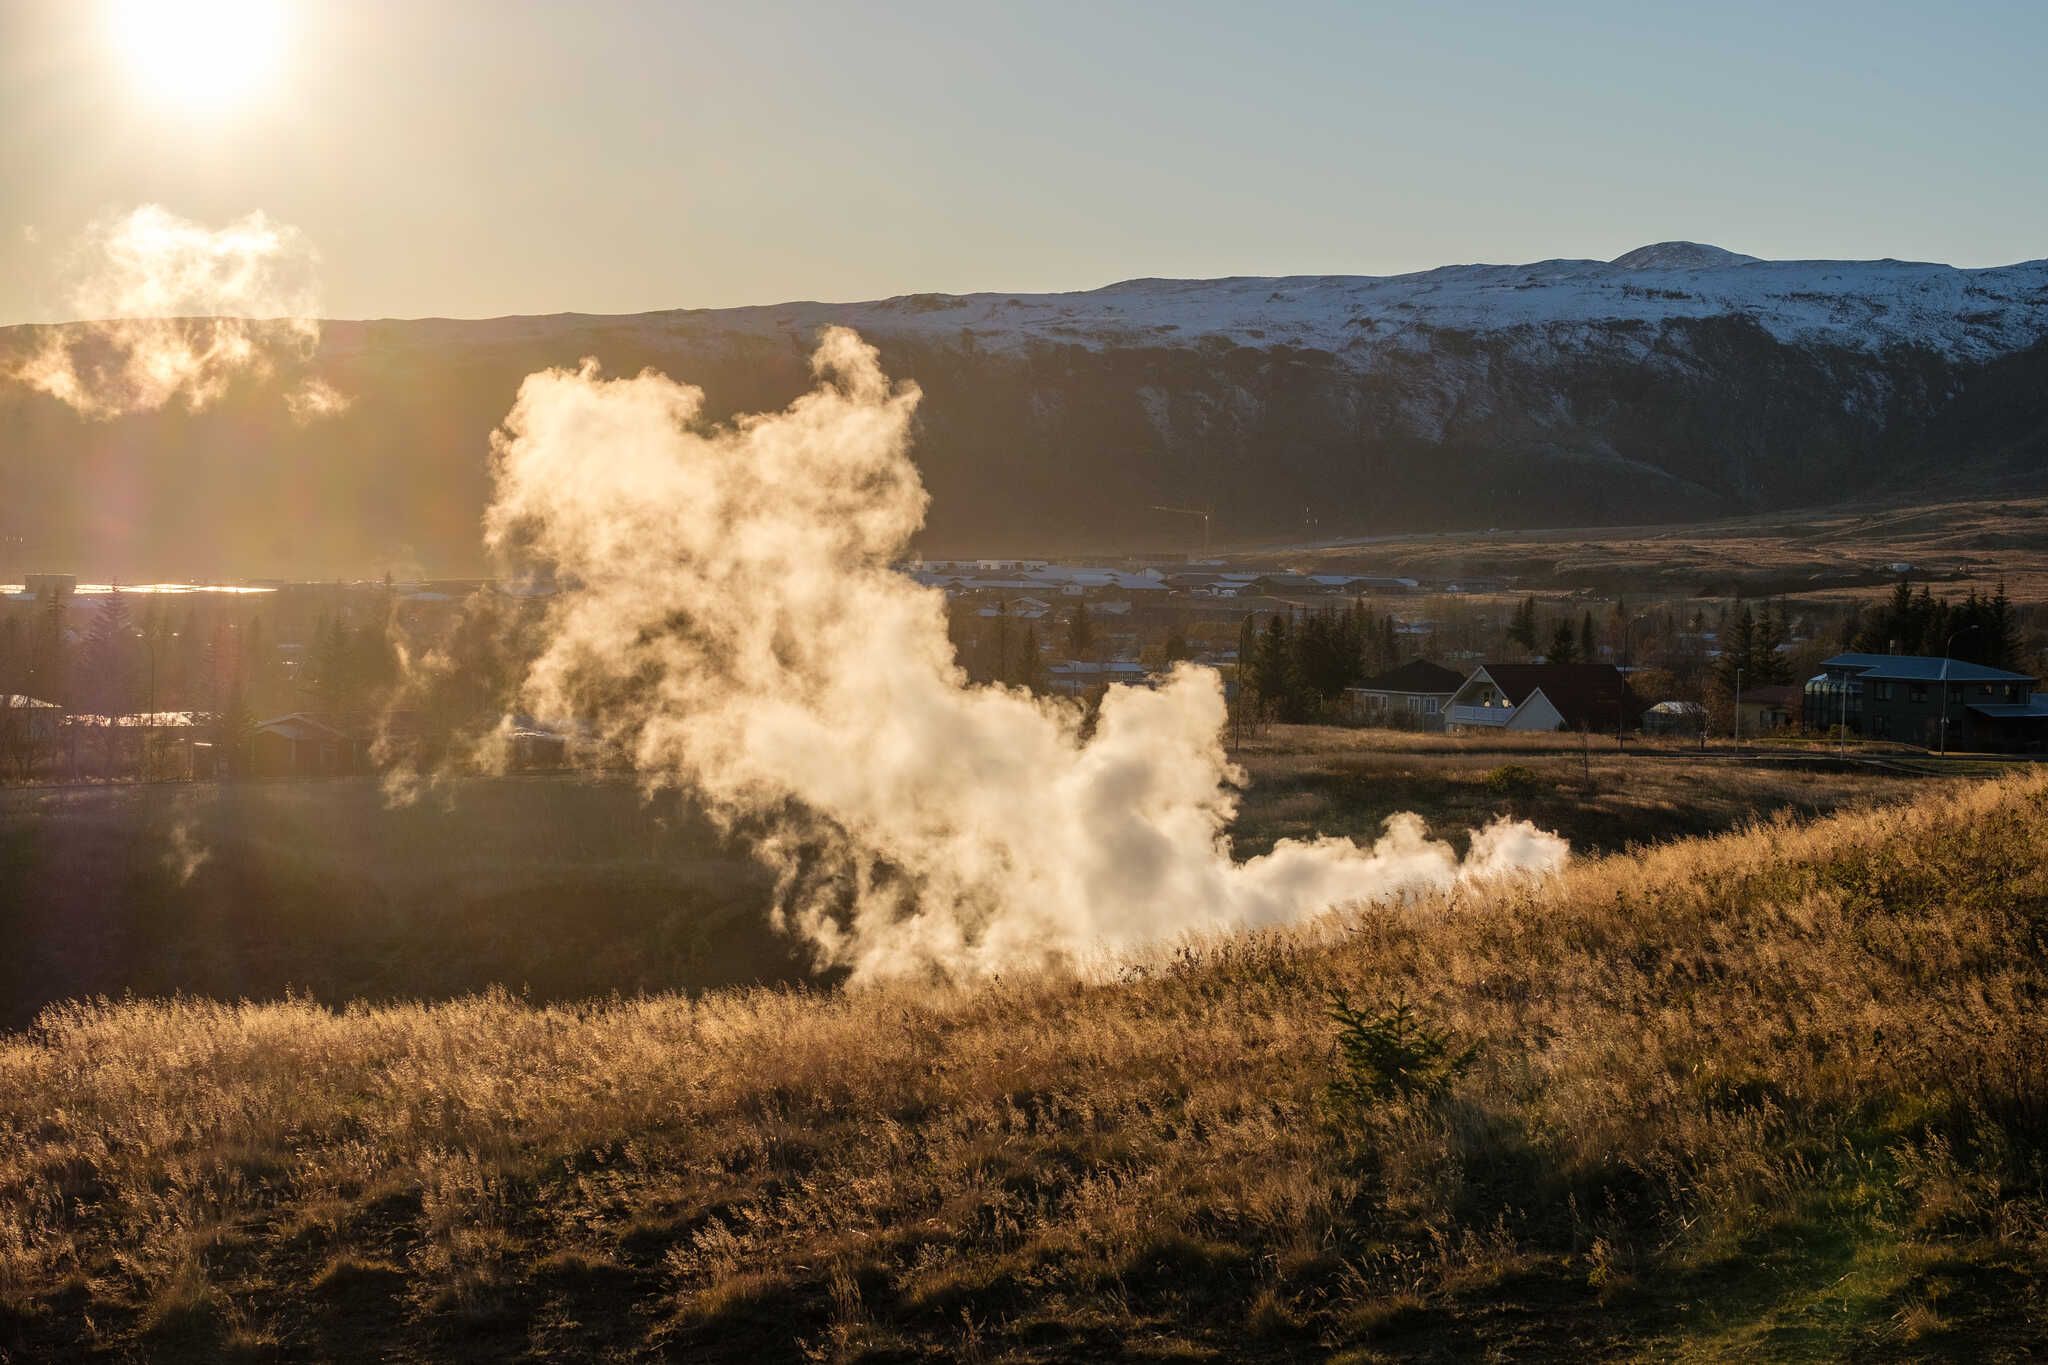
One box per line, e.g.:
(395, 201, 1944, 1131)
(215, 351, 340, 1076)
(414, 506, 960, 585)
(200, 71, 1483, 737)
(1478, 663, 1640, 730)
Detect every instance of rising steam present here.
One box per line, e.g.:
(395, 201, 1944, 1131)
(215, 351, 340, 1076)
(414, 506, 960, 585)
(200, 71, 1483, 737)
(11, 205, 341, 420)
(457, 329, 1566, 979)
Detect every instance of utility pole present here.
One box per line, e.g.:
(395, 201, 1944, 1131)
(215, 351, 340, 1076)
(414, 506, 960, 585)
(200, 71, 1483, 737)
(1733, 666, 1743, 753)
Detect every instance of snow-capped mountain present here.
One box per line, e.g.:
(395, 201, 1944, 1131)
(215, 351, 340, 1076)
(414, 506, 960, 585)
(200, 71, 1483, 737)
(618, 243, 2048, 366)
(6, 244, 2048, 575)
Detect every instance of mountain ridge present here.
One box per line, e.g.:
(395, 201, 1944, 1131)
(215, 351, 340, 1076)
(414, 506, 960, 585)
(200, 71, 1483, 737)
(294, 243, 2048, 364)
(4, 245, 2048, 578)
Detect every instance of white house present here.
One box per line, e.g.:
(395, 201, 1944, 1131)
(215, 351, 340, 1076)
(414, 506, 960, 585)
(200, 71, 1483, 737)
(1446, 663, 1638, 733)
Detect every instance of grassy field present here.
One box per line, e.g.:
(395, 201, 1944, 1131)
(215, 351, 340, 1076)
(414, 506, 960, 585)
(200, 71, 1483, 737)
(1231, 725, 1983, 859)
(3, 766, 2045, 1360)
(0, 778, 791, 1031)
(1277, 493, 2048, 602)
(0, 738, 1972, 1028)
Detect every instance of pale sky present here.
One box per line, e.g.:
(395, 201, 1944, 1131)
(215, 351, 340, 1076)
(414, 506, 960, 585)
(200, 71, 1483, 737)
(2, 0, 2044, 324)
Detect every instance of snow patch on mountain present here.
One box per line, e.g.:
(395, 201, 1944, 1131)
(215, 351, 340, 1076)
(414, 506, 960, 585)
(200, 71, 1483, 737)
(318, 246, 2048, 370)
(1609, 241, 1762, 270)
(622, 248, 2048, 367)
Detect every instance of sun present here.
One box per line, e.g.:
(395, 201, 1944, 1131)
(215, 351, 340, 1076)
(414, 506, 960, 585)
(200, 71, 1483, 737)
(108, 0, 286, 112)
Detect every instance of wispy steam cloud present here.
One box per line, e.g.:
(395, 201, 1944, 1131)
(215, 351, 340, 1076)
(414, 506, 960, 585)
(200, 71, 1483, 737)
(162, 818, 212, 887)
(11, 205, 340, 419)
(284, 376, 351, 423)
(450, 329, 1566, 980)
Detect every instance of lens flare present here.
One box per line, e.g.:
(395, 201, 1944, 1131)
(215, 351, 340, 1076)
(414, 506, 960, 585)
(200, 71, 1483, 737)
(107, 0, 286, 112)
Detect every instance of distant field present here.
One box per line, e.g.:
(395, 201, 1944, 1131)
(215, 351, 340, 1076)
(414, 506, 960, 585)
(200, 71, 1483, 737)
(3, 771, 2043, 1360)
(0, 735, 1980, 1029)
(0, 777, 790, 1031)
(1231, 725, 1983, 859)
(1279, 493, 2048, 602)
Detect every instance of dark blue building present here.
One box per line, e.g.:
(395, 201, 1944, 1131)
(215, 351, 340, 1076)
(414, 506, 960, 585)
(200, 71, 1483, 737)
(1805, 653, 2048, 751)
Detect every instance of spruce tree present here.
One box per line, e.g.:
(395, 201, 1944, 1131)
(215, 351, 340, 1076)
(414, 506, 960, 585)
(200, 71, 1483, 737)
(1257, 614, 1295, 719)
(84, 590, 138, 717)
(31, 589, 69, 709)
(1989, 581, 2016, 668)
(1753, 601, 1792, 685)
(1717, 604, 1755, 693)
(1066, 603, 1094, 661)
(990, 601, 1011, 684)
(1507, 597, 1539, 653)
(1546, 619, 1576, 665)
(1017, 625, 1046, 691)
(216, 682, 255, 777)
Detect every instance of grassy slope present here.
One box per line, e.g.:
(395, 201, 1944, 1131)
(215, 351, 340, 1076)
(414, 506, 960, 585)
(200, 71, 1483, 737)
(0, 778, 796, 1030)
(0, 746, 1961, 1029)
(3, 774, 2046, 1361)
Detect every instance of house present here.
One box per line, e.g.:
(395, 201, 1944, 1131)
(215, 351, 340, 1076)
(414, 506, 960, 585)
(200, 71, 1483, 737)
(1736, 684, 1802, 734)
(503, 716, 570, 769)
(66, 710, 211, 778)
(975, 596, 1052, 620)
(2, 694, 61, 743)
(1447, 663, 1639, 733)
(1, 695, 62, 775)
(1047, 660, 1151, 696)
(1804, 654, 2046, 750)
(250, 713, 354, 777)
(1344, 659, 1465, 730)
(1245, 572, 1324, 596)
(1966, 692, 2048, 753)
(1640, 699, 1706, 736)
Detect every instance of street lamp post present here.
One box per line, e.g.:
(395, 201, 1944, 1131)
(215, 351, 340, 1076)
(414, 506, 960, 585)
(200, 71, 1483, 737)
(1616, 614, 1645, 750)
(1839, 672, 1848, 755)
(1733, 666, 1743, 752)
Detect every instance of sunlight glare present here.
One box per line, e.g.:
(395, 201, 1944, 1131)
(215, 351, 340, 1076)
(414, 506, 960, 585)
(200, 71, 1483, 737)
(108, 0, 286, 112)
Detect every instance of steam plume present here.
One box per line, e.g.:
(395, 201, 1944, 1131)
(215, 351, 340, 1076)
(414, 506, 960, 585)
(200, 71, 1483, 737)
(162, 818, 212, 887)
(464, 329, 1566, 980)
(11, 205, 340, 419)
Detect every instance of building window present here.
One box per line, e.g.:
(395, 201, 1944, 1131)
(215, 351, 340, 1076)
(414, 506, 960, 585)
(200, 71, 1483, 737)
(1424, 697, 1440, 714)
(1873, 682, 1894, 701)
(1908, 684, 1927, 703)
(1872, 716, 1890, 738)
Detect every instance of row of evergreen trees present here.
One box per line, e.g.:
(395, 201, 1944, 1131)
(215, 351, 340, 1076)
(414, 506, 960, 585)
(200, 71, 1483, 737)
(1846, 579, 2019, 668)
(1237, 603, 1406, 722)
(1504, 598, 1606, 665)
(967, 601, 1190, 690)
(1714, 600, 1796, 691)
(0, 588, 398, 719)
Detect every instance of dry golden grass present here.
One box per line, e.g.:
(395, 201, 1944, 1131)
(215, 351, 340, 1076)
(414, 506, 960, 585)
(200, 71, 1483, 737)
(1232, 724, 1982, 859)
(1285, 493, 2048, 603)
(3, 773, 2047, 1360)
